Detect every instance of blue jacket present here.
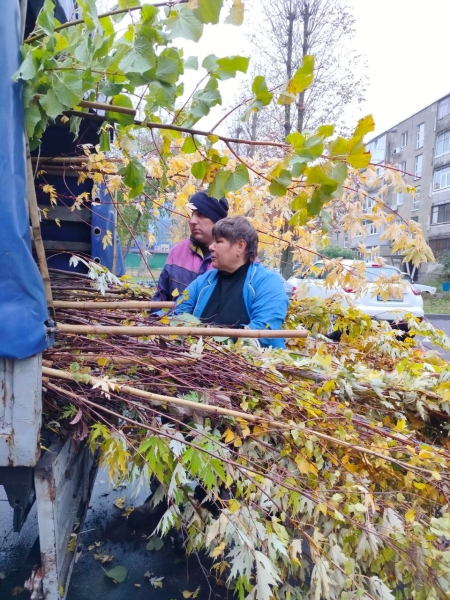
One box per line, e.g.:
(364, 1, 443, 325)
(173, 263, 289, 348)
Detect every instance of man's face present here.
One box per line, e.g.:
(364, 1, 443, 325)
(189, 210, 215, 246)
(209, 237, 247, 273)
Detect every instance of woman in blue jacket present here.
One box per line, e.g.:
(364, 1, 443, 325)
(173, 216, 289, 348)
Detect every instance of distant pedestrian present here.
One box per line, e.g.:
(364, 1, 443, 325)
(153, 191, 229, 301)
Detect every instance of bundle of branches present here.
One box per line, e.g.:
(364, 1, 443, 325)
(40, 274, 450, 600)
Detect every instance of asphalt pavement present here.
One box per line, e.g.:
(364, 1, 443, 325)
(1, 315, 450, 598)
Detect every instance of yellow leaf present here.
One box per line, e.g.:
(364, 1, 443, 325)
(211, 542, 226, 558)
(431, 471, 442, 481)
(418, 449, 433, 459)
(405, 508, 416, 523)
(160, 315, 170, 325)
(172, 287, 180, 298)
(102, 230, 113, 250)
(233, 437, 242, 448)
(413, 481, 426, 490)
(55, 218, 61, 227)
(182, 587, 201, 599)
(97, 357, 109, 367)
(228, 499, 240, 514)
(223, 428, 235, 444)
(114, 497, 126, 509)
(393, 418, 407, 433)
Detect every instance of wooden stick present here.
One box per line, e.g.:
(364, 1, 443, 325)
(47, 353, 195, 366)
(56, 323, 308, 339)
(42, 366, 267, 421)
(53, 300, 174, 310)
(26, 139, 54, 313)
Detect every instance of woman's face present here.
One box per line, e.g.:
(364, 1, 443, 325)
(209, 237, 247, 272)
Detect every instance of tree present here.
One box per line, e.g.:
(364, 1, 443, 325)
(245, 0, 366, 138)
(321, 244, 354, 259)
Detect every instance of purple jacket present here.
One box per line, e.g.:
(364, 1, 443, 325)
(153, 238, 213, 302)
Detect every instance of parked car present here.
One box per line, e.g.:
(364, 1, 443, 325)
(288, 261, 424, 332)
(401, 273, 437, 295)
(264, 266, 295, 298)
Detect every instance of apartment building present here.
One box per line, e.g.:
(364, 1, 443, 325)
(336, 93, 450, 273)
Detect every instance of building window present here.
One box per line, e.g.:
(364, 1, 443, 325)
(413, 186, 420, 211)
(436, 130, 450, 158)
(414, 155, 423, 178)
(416, 123, 425, 149)
(401, 131, 408, 147)
(431, 202, 450, 224)
(375, 166, 384, 178)
(429, 237, 450, 256)
(365, 196, 374, 211)
(334, 231, 339, 244)
(433, 166, 450, 191)
(397, 191, 404, 205)
(343, 233, 348, 248)
(438, 97, 450, 120)
(367, 222, 379, 235)
(398, 161, 407, 176)
(411, 216, 419, 223)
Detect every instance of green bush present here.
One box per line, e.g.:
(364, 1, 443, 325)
(321, 244, 355, 259)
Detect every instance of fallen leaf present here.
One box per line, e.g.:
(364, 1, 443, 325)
(147, 535, 164, 551)
(135, 583, 142, 588)
(114, 497, 126, 509)
(182, 586, 201, 598)
(94, 553, 114, 563)
(150, 576, 164, 588)
(104, 565, 128, 584)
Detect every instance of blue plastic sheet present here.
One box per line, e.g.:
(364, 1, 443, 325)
(0, 1, 49, 359)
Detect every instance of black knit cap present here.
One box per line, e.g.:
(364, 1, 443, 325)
(190, 191, 229, 223)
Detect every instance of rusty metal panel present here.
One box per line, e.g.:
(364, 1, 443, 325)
(0, 355, 42, 467)
(34, 438, 97, 600)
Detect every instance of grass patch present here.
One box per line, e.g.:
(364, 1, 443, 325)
(423, 293, 450, 314)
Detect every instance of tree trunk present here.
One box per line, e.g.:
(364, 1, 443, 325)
(123, 212, 142, 259)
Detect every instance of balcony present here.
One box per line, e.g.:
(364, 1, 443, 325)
(436, 114, 450, 134)
(434, 153, 450, 170)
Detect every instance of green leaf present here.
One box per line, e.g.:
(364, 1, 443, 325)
(142, 4, 158, 23)
(166, 5, 203, 42)
(207, 169, 229, 199)
(287, 55, 314, 95)
(277, 88, 297, 106)
(317, 124, 335, 138)
(105, 94, 135, 126)
(184, 56, 198, 70)
(269, 180, 287, 197)
(286, 132, 305, 151)
(69, 116, 82, 138)
(308, 189, 326, 216)
(181, 136, 197, 154)
(194, 0, 222, 24)
(36, 0, 56, 36)
(191, 160, 208, 180)
(146, 82, 177, 111)
(190, 78, 222, 118)
(354, 115, 375, 139)
(15, 53, 36, 81)
(251, 75, 273, 107)
(291, 192, 308, 212)
(53, 73, 83, 109)
(146, 535, 164, 551)
(156, 55, 180, 85)
(321, 209, 333, 233)
(224, 164, 250, 193)
(99, 131, 111, 152)
(39, 89, 65, 120)
(330, 162, 348, 184)
(25, 101, 43, 139)
(118, 0, 139, 7)
(119, 158, 146, 198)
(118, 34, 155, 75)
(215, 55, 249, 76)
(224, 0, 244, 25)
(104, 565, 128, 583)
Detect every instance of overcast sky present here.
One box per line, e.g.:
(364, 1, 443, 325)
(98, 0, 450, 137)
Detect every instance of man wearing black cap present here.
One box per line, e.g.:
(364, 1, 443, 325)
(153, 191, 229, 301)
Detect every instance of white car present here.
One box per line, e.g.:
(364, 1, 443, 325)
(401, 273, 436, 295)
(288, 261, 424, 331)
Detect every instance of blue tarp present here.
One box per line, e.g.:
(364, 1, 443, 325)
(0, 1, 49, 360)
(91, 184, 126, 277)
